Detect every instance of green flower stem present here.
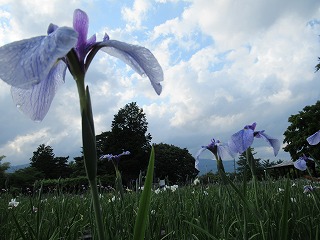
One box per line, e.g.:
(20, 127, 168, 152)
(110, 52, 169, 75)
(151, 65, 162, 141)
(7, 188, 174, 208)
(77, 83, 105, 240)
(213, 153, 227, 184)
(67, 51, 105, 240)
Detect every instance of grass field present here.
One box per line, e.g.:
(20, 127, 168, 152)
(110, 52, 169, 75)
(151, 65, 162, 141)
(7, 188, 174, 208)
(1, 178, 320, 240)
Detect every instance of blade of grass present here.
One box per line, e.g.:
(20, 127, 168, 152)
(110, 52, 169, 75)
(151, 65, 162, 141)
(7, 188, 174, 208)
(278, 178, 290, 240)
(133, 146, 155, 240)
(183, 220, 218, 240)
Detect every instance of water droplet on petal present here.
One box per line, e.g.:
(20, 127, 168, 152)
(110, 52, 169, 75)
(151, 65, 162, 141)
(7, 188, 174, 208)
(141, 73, 147, 78)
(16, 104, 21, 109)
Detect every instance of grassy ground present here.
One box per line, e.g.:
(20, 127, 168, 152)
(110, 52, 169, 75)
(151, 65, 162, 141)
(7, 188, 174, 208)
(1, 178, 320, 240)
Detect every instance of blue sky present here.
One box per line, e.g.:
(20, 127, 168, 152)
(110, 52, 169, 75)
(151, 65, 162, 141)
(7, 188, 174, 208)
(0, 0, 320, 168)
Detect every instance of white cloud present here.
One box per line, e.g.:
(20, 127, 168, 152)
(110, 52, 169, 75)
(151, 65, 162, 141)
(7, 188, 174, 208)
(121, 0, 151, 31)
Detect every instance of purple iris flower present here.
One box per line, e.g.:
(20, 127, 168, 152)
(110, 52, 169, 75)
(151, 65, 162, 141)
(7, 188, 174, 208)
(228, 122, 280, 156)
(307, 130, 320, 145)
(99, 151, 131, 163)
(0, 9, 163, 121)
(293, 154, 314, 171)
(195, 138, 235, 170)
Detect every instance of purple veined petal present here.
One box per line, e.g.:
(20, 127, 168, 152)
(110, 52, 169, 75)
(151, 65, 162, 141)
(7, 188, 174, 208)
(0, 27, 77, 89)
(100, 40, 163, 95)
(293, 159, 307, 171)
(73, 9, 89, 48)
(73, 9, 96, 61)
(229, 128, 254, 154)
(217, 143, 236, 159)
(11, 61, 67, 121)
(195, 148, 206, 170)
(255, 131, 280, 156)
(307, 130, 320, 145)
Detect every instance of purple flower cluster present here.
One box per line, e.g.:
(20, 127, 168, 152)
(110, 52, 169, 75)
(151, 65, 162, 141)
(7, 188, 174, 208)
(195, 122, 280, 169)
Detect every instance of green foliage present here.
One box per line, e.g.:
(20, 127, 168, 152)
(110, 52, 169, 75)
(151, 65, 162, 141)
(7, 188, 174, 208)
(236, 147, 263, 180)
(283, 100, 320, 160)
(2, 179, 320, 239)
(8, 167, 44, 190)
(0, 155, 10, 188)
(153, 143, 199, 184)
(30, 144, 71, 179)
(97, 102, 152, 183)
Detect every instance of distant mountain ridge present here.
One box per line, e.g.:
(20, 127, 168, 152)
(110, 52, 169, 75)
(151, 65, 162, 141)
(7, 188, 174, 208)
(6, 159, 237, 175)
(6, 163, 30, 173)
(197, 158, 238, 175)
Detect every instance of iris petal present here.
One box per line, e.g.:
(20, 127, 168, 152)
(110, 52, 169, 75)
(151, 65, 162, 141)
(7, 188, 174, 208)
(256, 131, 280, 156)
(294, 159, 307, 171)
(229, 128, 254, 154)
(0, 27, 77, 89)
(100, 40, 163, 95)
(307, 130, 320, 145)
(195, 148, 206, 170)
(11, 61, 67, 121)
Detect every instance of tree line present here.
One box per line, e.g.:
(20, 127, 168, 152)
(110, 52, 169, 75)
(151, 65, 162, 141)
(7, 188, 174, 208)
(1, 100, 320, 192)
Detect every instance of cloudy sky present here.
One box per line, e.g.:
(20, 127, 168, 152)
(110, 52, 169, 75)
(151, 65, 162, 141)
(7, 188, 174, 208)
(0, 0, 319, 167)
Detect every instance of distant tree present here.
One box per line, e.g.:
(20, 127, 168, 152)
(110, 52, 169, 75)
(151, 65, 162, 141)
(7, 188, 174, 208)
(0, 155, 10, 188)
(316, 57, 320, 72)
(236, 147, 263, 180)
(54, 156, 71, 178)
(9, 167, 44, 189)
(283, 101, 320, 160)
(153, 143, 199, 184)
(98, 102, 152, 183)
(69, 156, 86, 177)
(96, 131, 111, 156)
(30, 144, 71, 179)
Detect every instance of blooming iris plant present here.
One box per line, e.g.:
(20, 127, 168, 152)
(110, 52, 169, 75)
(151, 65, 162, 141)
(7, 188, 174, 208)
(307, 130, 320, 145)
(100, 151, 130, 199)
(293, 154, 314, 171)
(228, 122, 280, 156)
(195, 138, 235, 174)
(0, 9, 162, 240)
(0, 9, 163, 121)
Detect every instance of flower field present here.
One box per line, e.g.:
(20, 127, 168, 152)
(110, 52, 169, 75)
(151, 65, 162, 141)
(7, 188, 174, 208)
(2, 178, 320, 240)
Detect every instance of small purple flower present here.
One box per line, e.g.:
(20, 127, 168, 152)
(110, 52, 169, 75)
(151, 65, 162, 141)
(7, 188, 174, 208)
(100, 151, 130, 163)
(228, 122, 280, 156)
(307, 130, 320, 145)
(293, 154, 314, 171)
(0, 9, 163, 121)
(195, 138, 235, 170)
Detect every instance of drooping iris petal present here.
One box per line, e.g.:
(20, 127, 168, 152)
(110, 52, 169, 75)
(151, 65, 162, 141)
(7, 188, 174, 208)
(73, 9, 96, 61)
(255, 131, 280, 156)
(11, 61, 67, 121)
(294, 158, 307, 171)
(307, 130, 320, 145)
(217, 143, 237, 159)
(100, 40, 163, 95)
(229, 128, 254, 154)
(0, 27, 77, 89)
(195, 148, 206, 170)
